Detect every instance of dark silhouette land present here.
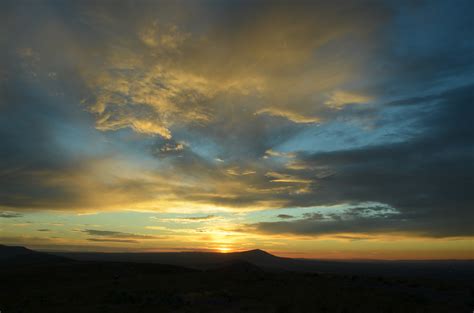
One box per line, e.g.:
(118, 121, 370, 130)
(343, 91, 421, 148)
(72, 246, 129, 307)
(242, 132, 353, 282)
(1, 245, 473, 312)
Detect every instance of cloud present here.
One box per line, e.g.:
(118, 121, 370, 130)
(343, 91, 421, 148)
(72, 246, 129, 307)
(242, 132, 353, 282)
(251, 85, 474, 237)
(264, 149, 296, 159)
(0, 212, 23, 218)
(151, 214, 219, 224)
(252, 205, 405, 237)
(324, 90, 372, 110)
(152, 139, 188, 158)
(139, 22, 189, 49)
(301, 213, 325, 220)
(255, 108, 321, 124)
(74, 0, 388, 140)
(0, 0, 388, 213)
(183, 215, 216, 221)
(83, 229, 159, 240)
(0, 0, 473, 245)
(265, 172, 312, 184)
(277, 214, 294, 219)
(160, 142, 185, 153)
(87, 238, 138, 243)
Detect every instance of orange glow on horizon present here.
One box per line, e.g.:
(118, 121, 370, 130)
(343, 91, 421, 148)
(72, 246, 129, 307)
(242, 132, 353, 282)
(216, 246, 233, 253)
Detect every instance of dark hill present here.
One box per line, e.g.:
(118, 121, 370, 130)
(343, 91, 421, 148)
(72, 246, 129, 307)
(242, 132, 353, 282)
(0, 244, 71, 265)
(0, 244, 32, 259)
(52, 248, 286, 270)
(1, 247, 473, 313)
(20, 246, 474, 280)
(209, 260, 265, 274)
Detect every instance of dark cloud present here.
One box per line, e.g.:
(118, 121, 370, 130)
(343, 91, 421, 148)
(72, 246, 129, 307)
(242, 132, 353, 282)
(0, 57, 104, 210)
(252, 84, 474, 237)
(152, 139, 186, 157)
(182, 215, 216, 221)
(83, 229, 159, 240)
(277, 214, 295, 219)
(301, 213, 325, 220)
(87, 238, 138, 243)
(331, 235, 368, 241)
(254, 205, 400, 236)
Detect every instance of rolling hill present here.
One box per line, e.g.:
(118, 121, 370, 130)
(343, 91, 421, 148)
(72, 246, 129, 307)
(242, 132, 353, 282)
(0, 244, 71, 265)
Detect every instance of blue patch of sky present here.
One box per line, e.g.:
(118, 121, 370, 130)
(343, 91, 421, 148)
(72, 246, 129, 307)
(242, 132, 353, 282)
(173, 128, 223, 162)
(274, 106, 417, 154)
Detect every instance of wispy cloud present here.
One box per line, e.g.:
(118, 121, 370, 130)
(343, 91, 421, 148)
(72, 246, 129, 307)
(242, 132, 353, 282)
(83, 229, 161, 240)
(87, 238, 139, 243)
(182, 215, 217, 221)
(150, 215, 220, 224)
(0, 212, 23, 218)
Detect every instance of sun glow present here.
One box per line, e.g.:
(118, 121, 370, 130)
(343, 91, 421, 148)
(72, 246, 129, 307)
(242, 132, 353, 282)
(216, 246, 232, 253)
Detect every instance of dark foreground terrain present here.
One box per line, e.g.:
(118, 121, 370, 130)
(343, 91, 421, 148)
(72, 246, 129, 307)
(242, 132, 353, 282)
(1, 245, 473, 313)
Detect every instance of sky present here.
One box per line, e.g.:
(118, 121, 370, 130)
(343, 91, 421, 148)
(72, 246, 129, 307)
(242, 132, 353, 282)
(0, 0, 473, 259)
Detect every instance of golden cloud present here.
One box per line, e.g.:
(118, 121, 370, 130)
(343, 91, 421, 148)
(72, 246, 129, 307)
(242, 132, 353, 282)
(325, 90, 373, 110)
(77, 3, 382, 139)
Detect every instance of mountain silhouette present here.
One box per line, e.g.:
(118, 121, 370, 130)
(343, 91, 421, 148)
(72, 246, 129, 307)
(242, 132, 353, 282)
(0, 244, 71, 265)
(230, 249, 284, 268)
(236, 249, 275, 259)
(2, 245, 472, 280)
(52, 248, 287, 270)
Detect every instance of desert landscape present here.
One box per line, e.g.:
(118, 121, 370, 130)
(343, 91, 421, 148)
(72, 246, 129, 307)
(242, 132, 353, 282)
(1, 245, 473, 313)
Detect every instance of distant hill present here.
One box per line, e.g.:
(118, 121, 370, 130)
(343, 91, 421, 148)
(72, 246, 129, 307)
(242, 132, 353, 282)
(51, 248, 288, 270)
(2, 245, 472, 280)
(53, 248, 474, 280)
(0, 245, 71, 265)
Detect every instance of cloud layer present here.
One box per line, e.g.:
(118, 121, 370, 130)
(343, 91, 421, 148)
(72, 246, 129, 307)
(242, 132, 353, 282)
(0, 0, 473, 245)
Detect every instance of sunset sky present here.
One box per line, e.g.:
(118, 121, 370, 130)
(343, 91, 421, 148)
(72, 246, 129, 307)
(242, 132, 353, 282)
(1, 0, 473, 259)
